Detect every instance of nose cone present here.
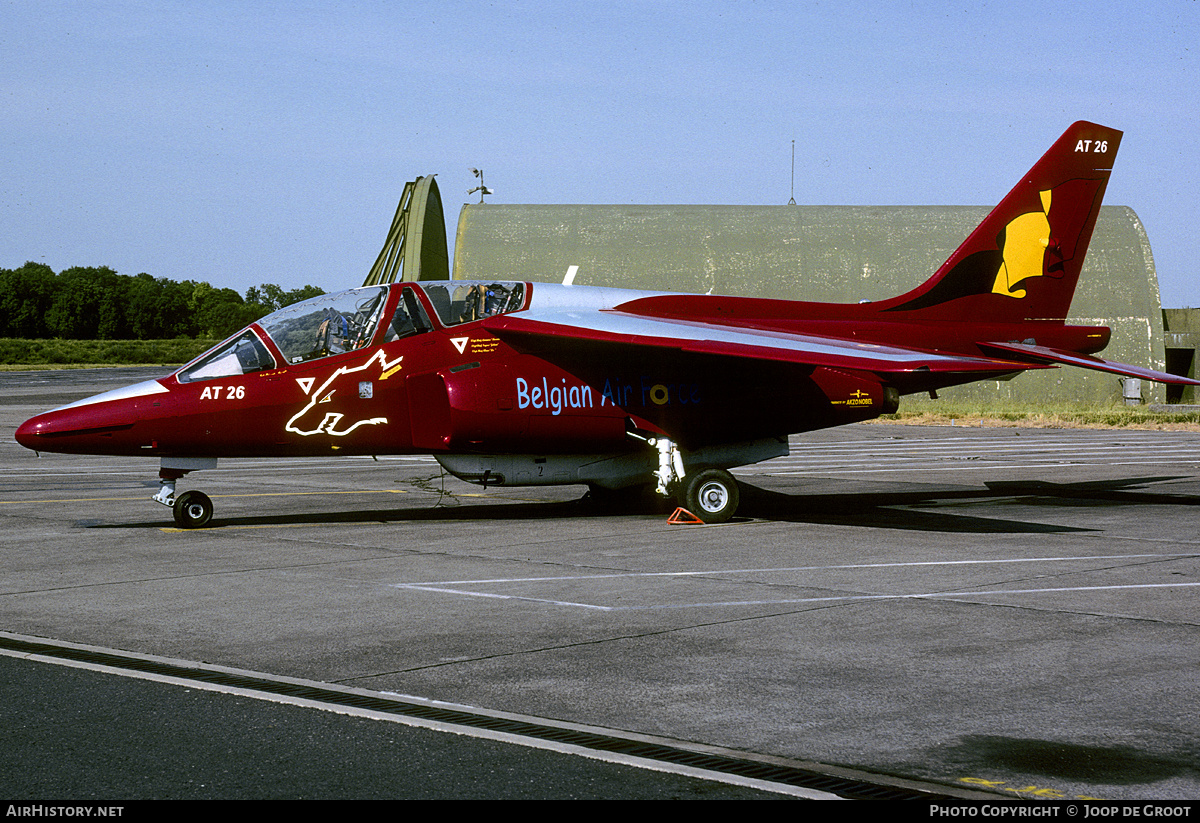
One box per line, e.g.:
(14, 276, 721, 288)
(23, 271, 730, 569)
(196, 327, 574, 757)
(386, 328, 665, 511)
(14, 378, 168, 455)
(15, 403, 138, 454)
(14, 415, 44, 449)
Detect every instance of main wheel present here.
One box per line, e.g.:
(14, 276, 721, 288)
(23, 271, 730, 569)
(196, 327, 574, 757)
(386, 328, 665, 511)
(682, 469, 739, 524)
(173, 490, 214, 529)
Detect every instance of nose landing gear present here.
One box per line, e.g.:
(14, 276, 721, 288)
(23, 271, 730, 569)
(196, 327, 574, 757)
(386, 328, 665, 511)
(152, 458, 218, 529)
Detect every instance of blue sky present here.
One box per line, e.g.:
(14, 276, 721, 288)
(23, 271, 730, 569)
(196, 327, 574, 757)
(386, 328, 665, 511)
(4, 1, 1198, 306)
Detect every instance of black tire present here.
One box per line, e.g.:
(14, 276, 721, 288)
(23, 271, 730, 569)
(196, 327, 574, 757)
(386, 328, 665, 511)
(173, 490, 214, 529)
(682, 469, 739, 524)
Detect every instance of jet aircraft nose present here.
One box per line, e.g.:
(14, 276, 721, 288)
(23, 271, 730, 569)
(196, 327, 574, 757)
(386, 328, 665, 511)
(15, 402, 137, 454)
(14, 415, 46, 450)
(14, 378, 170, 455)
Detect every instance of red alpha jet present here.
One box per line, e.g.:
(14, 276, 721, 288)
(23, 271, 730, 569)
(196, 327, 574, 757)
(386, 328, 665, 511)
(16, 122, 1199, 526)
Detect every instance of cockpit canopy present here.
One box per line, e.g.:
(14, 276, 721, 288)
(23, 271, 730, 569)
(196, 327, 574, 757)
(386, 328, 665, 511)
(420, 281, 525, 326)
(176, 281, 526, 383)
(259, 287, 389, 365)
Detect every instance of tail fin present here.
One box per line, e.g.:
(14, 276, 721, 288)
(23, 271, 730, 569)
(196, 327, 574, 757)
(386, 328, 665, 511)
(881, 121, 1122, 322)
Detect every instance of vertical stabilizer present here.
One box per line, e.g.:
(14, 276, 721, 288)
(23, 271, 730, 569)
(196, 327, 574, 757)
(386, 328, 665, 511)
(881, 121, 1122, 322)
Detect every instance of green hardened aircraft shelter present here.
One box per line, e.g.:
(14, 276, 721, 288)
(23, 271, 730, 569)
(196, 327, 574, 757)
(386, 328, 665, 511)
(447, 203, 1176, 405)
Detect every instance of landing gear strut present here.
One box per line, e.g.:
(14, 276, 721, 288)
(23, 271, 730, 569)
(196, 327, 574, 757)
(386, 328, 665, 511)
(631, 433, 742, 524)
(152, 457, 218, 529)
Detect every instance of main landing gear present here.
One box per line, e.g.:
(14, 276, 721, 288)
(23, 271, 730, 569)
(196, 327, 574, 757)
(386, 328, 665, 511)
(681, 468, 740, 524)
(645, 436, 740, 524)
(152, 458, 218, 529)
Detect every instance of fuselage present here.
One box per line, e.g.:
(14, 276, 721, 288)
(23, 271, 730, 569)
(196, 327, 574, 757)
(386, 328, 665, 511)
(16, 280, 947, 465)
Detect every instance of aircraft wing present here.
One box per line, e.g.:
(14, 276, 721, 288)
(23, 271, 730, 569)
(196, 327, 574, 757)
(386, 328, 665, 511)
(483, 310, 1035, 378)
(979, 341, 1200, 386)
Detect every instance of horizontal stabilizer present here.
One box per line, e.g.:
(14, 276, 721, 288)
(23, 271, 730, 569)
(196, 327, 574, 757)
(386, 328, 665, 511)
(979, 341, 1200, 386)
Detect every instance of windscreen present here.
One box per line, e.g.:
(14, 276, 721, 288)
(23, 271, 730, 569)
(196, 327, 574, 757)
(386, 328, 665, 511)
(177, 330, 276, 383)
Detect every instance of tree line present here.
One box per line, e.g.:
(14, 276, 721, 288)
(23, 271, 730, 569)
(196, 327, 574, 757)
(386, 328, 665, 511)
(0, 262, 324, 340)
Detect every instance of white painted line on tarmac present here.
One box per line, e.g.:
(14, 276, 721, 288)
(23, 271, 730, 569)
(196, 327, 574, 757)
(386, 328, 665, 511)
(391, 553, 1200, 611)
(394, 553, 1192, 587)
(393, 581, 1200, 612)
(398, 584, 614, 610)
(601, 581, 1200, 611)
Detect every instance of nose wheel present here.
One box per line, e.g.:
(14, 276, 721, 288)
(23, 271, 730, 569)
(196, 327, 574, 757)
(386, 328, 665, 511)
(172, 490, 214, 529)
(154, 459, 219, 529)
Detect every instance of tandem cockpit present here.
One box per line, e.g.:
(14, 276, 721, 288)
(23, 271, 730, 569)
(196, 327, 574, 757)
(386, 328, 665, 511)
(175, 281, 528, 382)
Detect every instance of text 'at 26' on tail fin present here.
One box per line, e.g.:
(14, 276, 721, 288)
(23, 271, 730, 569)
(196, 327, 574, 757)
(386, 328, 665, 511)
(879, 121, 1122, 324)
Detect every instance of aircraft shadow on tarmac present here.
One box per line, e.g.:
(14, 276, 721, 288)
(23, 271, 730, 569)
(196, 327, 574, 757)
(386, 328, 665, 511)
(936, 735, 1200, 785)
(733, 475, 1196, 534)
(89, 475, 1196, 534)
